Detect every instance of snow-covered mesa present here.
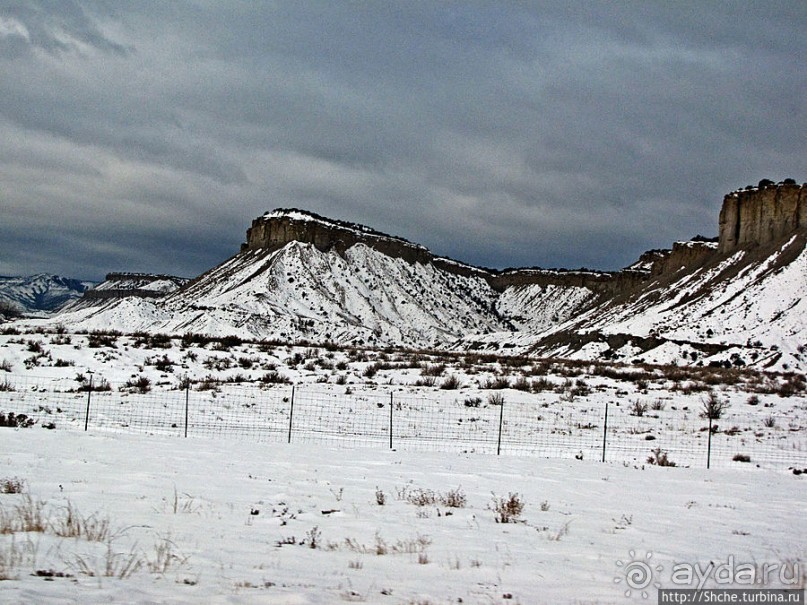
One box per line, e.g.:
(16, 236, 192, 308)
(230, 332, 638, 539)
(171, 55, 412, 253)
(42, 215, 806, 372)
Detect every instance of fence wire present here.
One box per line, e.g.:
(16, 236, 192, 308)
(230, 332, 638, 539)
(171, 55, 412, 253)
(1, 375, 805, 470)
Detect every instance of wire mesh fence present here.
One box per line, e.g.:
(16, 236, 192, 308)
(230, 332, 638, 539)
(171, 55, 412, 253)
(1, 374, 805, 470)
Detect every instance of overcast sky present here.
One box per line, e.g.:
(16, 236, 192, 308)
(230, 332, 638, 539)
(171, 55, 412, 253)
(1, 1, 804, 281)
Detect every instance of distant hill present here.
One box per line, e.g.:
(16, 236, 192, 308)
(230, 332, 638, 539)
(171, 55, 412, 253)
(0, 274, 95, 316)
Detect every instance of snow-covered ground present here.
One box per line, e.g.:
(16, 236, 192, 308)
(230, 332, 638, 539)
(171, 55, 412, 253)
(1, 330, 805, 470)
(1, 327, 805, 603)
(1, 430, 805, 604)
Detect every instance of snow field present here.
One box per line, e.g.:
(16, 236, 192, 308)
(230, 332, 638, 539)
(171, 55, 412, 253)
(1, 430, 805, 604)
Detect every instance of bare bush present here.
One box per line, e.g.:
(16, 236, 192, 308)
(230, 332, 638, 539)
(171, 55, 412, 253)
(261, 371, 291, 384)
(52, 501, 112, 542)
(463, 396, 481, 408)
(0, 495, 47, 533)
(531, 377, 554, 392)
(122, 375, 152, 394)
(0, 412, 33, 428)
(481, 376, 510, 390)
(421, 364, 446, 377)
(487, 393, 505, 407)
(439, 487, 467, 509)
(439, 374, 462, 390)
(0, 478, 25, 494)
(647, 447, 676, 467)
(629, 400, 648, 417)
(87, 330, 120, 348)
(406, 488, 437, 507)
(71, 539, 142, 579)
(304, 526, 321, 550)
(490, 492, 525, 524)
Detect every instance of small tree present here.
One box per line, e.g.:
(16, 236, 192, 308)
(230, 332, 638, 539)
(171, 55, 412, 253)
(700, 391, 729, 420)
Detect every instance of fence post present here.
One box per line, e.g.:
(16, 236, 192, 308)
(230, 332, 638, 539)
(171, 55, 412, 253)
(496, 397, 505, 455)
(389, 392, 393, 449)
(83, 374, 93, 432)
(184, 383, 189, 438)
(287, 385, 295, 444)
(602, 401, 609, 462)
(707, 415, 713, 469)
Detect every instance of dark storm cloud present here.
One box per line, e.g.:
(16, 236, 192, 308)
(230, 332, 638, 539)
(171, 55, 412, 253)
(0, 1, 804, 280)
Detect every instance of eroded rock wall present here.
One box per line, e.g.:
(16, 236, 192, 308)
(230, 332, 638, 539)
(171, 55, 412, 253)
(243, 212, 433, 265)
(719, 183, 806, 254)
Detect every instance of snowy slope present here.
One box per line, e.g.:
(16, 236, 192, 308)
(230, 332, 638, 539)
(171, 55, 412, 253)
(597, 237, 806, 348)
(497, 283, 596, 334)
(0, 274, 94, 315)
(56, 242, 511, 347)
(530, 234, 807, 370)
(92, 274, 188, 294)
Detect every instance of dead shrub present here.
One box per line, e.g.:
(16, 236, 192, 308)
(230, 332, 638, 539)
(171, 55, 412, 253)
(490, 492, 525, 524)
(647, 447, 676, 467)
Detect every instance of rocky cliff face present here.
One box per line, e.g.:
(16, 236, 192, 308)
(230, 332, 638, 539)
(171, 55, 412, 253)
(244, 209, 653, 295)
(243, 209, 433, 265)
(646, 241, 718, 277)
(718, 181, 806, 254)
(486, 267, 647, 297)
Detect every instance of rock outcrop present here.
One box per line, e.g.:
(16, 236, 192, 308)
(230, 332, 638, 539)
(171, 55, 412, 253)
(645, 240, 718, 277)
(242, 208, 731, 299)
(718, 181, 806, 254)
(243, 209, 652, 295)
(243, 209, 433, 265)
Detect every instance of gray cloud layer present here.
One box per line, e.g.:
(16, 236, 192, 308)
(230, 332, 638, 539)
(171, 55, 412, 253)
(1, 1, 804, 280)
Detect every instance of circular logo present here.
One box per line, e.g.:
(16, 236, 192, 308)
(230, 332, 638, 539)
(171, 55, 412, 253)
(615, 550, 663, 599)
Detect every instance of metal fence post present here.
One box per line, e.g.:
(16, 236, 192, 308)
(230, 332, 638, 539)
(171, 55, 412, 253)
(389, 392, 393, 449)
(287, 385, 295, 444)
(184, 383, 189, 438)
(496, 397, 505, 455)
(707, 415, 713, 469)
(83, 374, 93, 432)
(602, 401, 609, 463)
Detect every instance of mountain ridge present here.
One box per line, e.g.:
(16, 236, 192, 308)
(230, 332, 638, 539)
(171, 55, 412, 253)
(16, 180, 807, 371)
(0, 274, 95, 316)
